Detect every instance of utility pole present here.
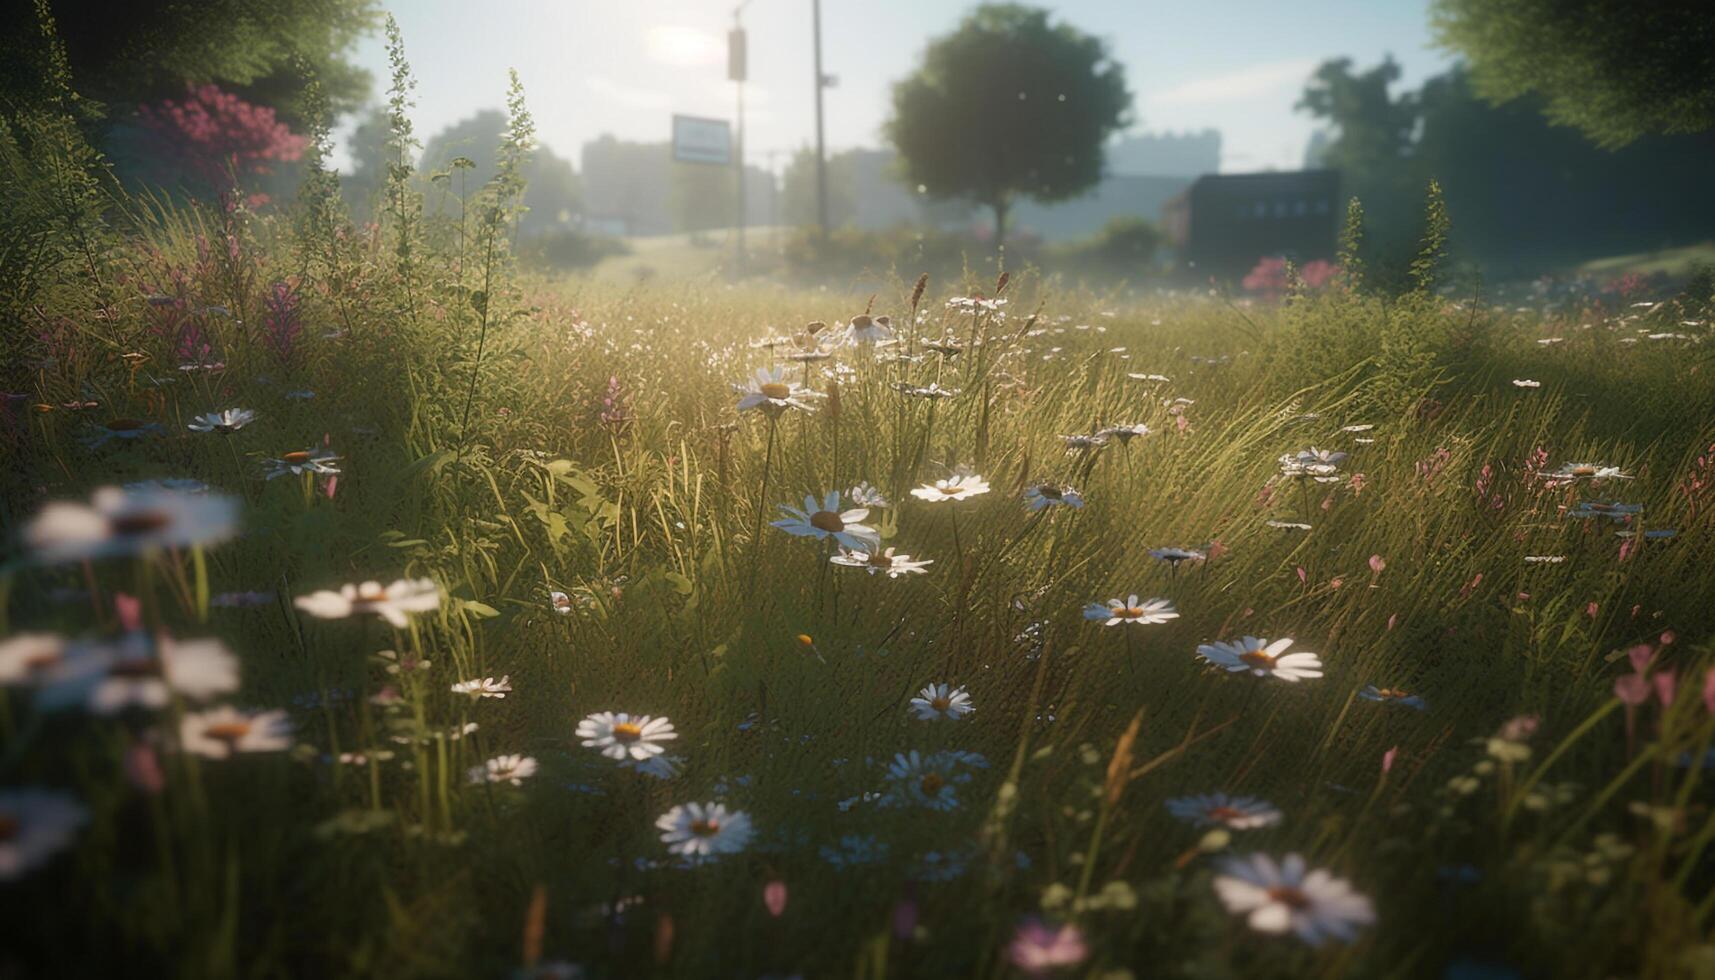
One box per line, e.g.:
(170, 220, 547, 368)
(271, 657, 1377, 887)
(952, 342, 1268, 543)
(731, 4, 750, 275)
(812, 0, 829, 238)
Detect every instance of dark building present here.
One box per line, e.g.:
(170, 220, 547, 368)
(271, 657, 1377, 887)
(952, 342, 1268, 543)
(1163, 170, 1340, 280)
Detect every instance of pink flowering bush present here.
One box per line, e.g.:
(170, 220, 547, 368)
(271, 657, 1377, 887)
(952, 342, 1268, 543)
(131, 85, 307, 202)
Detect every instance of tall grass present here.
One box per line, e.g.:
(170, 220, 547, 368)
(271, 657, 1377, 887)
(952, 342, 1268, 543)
(2, 24, 1714, 980)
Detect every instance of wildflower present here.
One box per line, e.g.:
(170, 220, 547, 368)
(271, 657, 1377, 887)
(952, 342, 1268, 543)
(763, 879, 788, 917)
(1149, 547, 1205, 569)
(187, 408, 256, 433)
(1008, 918, 1088, 975)
(891, 382, 960, 399)
(549, 590, 575, 615)
(733, 366, 819, 415)
(1358, 685, 1428, 710)
(0, 789, 89, 880)
(469, 754, 539, 786)
(1128, 372, 1171, 383)
(179, 706, 293, 758)
(1266, 520, 1313, 531)
(847, 481, 890, 508)
(829, 547, 933, 577)
(909, 683, 974, 721)
(1197, 637, 1323, 682)
(85, 417, 163, 447)
(264, 447, 341, 480)
(1096, 423, 1151, 445)
(1211, 853, 1375, 946)
(1523, 555, 1567, 564)
(0, 634, 82, 689)
(923, 338, 965, 357)
(450, 676, 512, 699)
(294, 578, 441, 628)
(773, 490, 881, 551)
(25, 486, 240, 564)
(1059, 433, 1108, 452)
(910, 473, 990, 502)
(1511, 379, 1541, 388)
(656, 802, 753, 859)
(1568, 501, 1641, 521)
(1166, 793, 1283, 830)
(843, 313, 893, 345)
(576, 711, 677, 761)
(1544, 462, 1630, 482)
(1024, 484, 1084, 510)
(881, 749, 988, 811)
(1083, 595, 1179, 627)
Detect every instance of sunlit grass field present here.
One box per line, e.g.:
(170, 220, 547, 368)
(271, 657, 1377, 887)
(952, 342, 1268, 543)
(5, 58, 1715, 980)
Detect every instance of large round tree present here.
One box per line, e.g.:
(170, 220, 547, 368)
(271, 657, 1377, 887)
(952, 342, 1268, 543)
(886, 4, 1131, 248)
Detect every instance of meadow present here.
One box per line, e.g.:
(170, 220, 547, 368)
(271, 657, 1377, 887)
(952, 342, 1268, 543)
(4, 54, 1715, 980)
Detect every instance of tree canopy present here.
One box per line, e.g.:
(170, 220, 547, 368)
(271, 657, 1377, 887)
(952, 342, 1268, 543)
(1301, 58, 1715, 283)
(19, 0, 377, 125)
(1431, 0, 1715, 148)
(885, 3, 1130, 247)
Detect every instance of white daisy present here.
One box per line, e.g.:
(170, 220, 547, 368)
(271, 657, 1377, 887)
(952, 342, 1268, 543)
(1096, 423, 1151, 444)
(881, 749, 988, 811)
(263, 447, 341, 480)
(656, 801, 753, 859)
(187, 408, 256, 433)
(0, 789, 89, 880)
(24, 486, 240, 564)
(829, 547, 933, 577)
(450, 676, 512, 699)
(1023, 484, 1084, 510)
(576, 711, 677, 761)
(469, 754, 539, 786)
(910, 474, 990, 503)
(1127, 373, 1171, 383)
(1544, 462, 1630, 482)
(1166, 793, 1283, 830)
(909, 683, 974, 721)
(179, 706, 294, 759)
(1060, 433, 1108, 452)
(1149, 547, 1206, 567)
(846, 482, 890, 508)
(891, 382, 960, 399)
(1511, 379, 1541, 389)
(843, 313, 894, 345)
(772, 491, 881, 551)
(733, 366, 819, 415)
(294, 578, 441, 628)
(1212, 853, 1375, 946)
(1083, 595, 1179, 627)
(0, 633, 72, 688)
(37, 633, 239, 715)
(1197, 636, 1323, 682)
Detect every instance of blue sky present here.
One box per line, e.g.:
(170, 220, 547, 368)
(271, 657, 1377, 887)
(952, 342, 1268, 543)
(340, 0, 1453, 174)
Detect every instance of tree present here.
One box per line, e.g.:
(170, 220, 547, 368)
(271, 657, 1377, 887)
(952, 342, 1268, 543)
(27, 0, 378, 125)
(781, 147, 856, 229)
(885, 3, 1130, 248)
(1298, 58, 1715, 281)
(1431, 0, 1715, 148)
(419, 110, 583, 239)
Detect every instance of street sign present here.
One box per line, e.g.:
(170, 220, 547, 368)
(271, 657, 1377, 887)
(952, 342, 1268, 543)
(728, 28, 747, 82)
(671, 114, 731, 166)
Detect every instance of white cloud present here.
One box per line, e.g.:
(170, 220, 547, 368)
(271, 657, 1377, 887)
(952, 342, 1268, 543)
(1147, 58, 1321, 107)
(645, 25, 726, 69)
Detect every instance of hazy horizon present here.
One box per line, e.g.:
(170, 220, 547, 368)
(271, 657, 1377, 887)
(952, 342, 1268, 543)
(335, 0, 1454, 176)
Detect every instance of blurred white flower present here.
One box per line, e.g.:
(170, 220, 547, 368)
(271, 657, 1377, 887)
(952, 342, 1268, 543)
(1212, 853, 1374, 946)
(25, 486, 239, 564)
(294, 578, 441, 628)
(0, 789, 89, 880)
(1197, 637, 1323, 682)
(179, 706, 293, 758)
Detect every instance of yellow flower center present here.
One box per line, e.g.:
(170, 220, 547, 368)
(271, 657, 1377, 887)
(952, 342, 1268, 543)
(1266, 885, 1312, 910)
(611, 722, 643, 742)
(109, 510, 173, 536)
(930, 696, 951, 712)
(809, 511, 845, 533)
(919, 772, 946, 795)
(1571, 465, 1596, 476)
(205, 721, 252, 742)
(867, 553, 893, 568)
(937, 485, 962, 496)
(759, 383, 791, 399)
(1121, 606, 1147, 619)
(1239, 650, 1277, 670)
(690, 818, 721, 837)
(1206, 805, 1243, 822)
(1037, 485, 1062, 499)
(1376, 688, 1409, 700)
(282, 451, 313, 464)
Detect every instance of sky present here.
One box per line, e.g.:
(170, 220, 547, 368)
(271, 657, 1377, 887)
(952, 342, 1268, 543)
(337, 0, 1454, 176)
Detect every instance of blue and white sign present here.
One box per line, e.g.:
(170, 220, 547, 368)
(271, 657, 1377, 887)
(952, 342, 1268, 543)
(672, 115, 732, 166)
